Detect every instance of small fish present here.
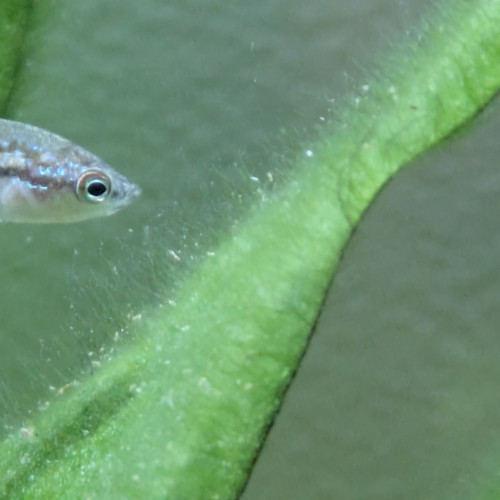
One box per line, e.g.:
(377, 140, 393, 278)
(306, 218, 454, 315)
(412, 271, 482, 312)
(0, 118, 141, 223)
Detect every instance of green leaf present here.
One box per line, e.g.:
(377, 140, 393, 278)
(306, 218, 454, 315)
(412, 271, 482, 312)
(2, 0, 500, 498)
(0, 1, 32, 114)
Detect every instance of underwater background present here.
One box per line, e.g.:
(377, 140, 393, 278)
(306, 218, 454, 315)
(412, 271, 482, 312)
(2, 0, 500, 498)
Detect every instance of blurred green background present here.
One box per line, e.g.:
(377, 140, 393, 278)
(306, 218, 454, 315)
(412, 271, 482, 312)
(2, 0, 500, 498)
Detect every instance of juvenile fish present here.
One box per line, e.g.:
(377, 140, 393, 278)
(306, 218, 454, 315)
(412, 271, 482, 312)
(0, 118, 140, 223)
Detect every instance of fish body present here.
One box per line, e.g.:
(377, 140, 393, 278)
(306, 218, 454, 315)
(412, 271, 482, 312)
(0, 118, 140, 223)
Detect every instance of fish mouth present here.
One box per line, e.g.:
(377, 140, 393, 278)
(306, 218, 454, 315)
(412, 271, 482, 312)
(124, 181, 141, 206)
(113, 179, 142, 209)
(129, 182, 142, 199)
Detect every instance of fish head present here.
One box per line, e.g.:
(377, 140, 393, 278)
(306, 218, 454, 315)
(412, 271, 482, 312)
(0, 119, 141, 224)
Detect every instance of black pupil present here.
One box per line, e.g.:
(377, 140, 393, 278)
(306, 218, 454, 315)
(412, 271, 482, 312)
(87, 180, 107, 197)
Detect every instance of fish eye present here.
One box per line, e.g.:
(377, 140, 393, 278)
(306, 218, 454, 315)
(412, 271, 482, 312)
(76, 170, 111, 203)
